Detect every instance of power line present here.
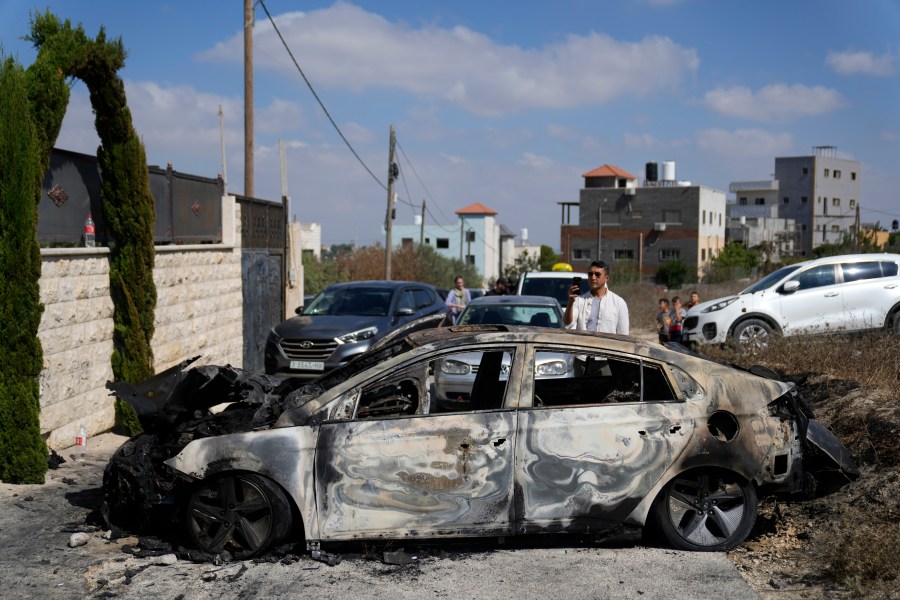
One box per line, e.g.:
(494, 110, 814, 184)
(396, 140, 457, 225)
(257, 0, 386, 191)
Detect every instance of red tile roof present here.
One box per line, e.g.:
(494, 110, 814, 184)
(456, 202, 498, 216)
(582, 164, 636, 180)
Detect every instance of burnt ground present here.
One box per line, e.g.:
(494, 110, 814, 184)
(727, 379, 900, 599)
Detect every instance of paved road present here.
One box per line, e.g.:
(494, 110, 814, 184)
(0, 434, 759, 600)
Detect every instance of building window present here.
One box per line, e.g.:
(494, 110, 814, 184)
(401, 238, 414, 247)
(701, 249, 706, 261)
(614, 249, 634, 260)
(662, 210, 681, 223)
(824, 168, 830, 177)
(802, 167, 809, 175)
(425, 237, 430, 244)
(783, 196, 790, 204)
(833, 198, 840, 207)
(831, 225, 840, 233)
(436, 238, 449, 249)
(851, 172, 857, 180)
(801, 224, 808, 231)
(849, 199, 856, 208)
(755, 198, 765, 205)
(702, 210, 706, 224)
(465, 255, 475, 265)
(739, 197, 748, 206)
(802, 196, 808, 204)
(572, 248, 590, 260)
(465, 231, 476, 242)
(719, 214, 722, 226)
(658, 249, 680, 261)
(834, 170, 841, 179)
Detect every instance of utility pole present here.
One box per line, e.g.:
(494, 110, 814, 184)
(419, 199, 426, 245)
(243, 0, 254, 198)
(384, 125, 397, 280)
(459, 218, 464, 261)
(218, 104, 228, 195)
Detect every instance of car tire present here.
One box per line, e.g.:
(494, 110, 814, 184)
(652, 469, 757, 552)
(186, 472, 292, 559)
(731, 318, 773, 352)
(893, 311, 900, 337)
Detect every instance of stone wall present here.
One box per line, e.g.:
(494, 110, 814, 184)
(38, 197, 241, 449)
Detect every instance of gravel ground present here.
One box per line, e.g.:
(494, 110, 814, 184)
(0, 432, 761, 600)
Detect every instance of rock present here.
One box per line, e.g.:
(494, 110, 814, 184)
(150, 554, 178, 566)
(69, 532, 90, 547)
(770, 577, 788, 589)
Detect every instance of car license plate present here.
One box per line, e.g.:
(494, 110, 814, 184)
(290, 360, 325, 371)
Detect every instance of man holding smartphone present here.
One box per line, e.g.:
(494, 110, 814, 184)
(564, 260, 629, 335)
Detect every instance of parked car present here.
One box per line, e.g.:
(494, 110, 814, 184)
(683, 253, 900, 351)
(435, 295, 567, 409)
(104, 325, 856, 559)
(515, 271, 588, 307)
(264, 280, 446, 378)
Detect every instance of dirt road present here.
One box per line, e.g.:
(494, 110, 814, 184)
(0, 433, 760, 600)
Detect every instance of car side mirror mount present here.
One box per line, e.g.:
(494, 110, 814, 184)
(782, 280, 800, 294)
(295, 306, 304, 315)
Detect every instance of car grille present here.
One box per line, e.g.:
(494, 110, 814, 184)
(279, 339, 338, 361)
(684, 316, 699, 330)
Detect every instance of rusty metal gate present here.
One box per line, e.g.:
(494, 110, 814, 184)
(238, 196, 287, 372)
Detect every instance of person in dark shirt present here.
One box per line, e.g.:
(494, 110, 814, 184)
(485, 276, 509, 296)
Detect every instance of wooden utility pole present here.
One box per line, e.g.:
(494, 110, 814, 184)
(419, 199, 426, 245)
(243, 0, 254, 197)
(384, 125, 397, 280)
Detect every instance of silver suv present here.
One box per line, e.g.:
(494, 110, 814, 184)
(682, 253, 900, 351)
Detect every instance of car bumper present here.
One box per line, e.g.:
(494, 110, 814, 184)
(265, 336, 371, 378)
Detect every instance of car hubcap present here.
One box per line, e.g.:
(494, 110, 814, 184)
(739, 325, 769, 351)
(666, 474, 747, 547)
(188, 476, 274, 555)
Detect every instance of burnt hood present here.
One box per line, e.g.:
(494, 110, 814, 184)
(106, 357, 290, 433)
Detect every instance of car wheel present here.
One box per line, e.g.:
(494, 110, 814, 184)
(186, 473, 292, 559)
(893, 312, 900, 337)
(732, 318, 773, 352)
(653, 470, 757, 551)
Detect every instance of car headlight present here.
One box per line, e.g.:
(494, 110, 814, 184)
(701, 298, 739, 313)
(336, 326, 378, 344)
(440, 360, 471, 375)
(536, 360, 568, 376)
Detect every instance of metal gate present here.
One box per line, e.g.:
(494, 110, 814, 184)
(238, 196, 286, 372)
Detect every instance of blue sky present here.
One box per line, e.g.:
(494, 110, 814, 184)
(2, 1, 899, 250)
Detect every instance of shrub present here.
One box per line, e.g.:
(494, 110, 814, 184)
(0, 57, 48, 483)
(655, 258, 690, 288)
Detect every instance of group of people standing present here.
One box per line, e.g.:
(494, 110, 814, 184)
(656, 291, 700, 345)
(445, 261, 699, 347)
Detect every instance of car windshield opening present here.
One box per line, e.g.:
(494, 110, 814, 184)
(303, 287, 392, 317)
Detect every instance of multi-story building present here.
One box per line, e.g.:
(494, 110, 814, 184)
(560, 162, 726, 278)
(727, 180, 798, 262)
(391, 202, 512, 284)
(774, 146, 861, 256)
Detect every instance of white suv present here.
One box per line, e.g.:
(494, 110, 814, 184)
(682, 253, 900, 351)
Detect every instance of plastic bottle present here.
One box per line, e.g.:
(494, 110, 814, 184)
(76, 424, 87, 458)
(84, 214, 96, 248)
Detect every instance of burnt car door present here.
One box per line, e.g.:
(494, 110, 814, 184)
(314, 345, 521, 540)
(514, 346, 692, 532)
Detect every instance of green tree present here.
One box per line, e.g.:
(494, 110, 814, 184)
(0, 57, 48, 483)
(503, 249, 540, 283)
(27, 12, 157, 434)
(705, 242, 760, 283)
(538, 245, 559, 271)
(655, 258, 690, 289)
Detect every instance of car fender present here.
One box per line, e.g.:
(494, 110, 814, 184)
(165, 427, 321, 541)
(728, 312, 783, 337)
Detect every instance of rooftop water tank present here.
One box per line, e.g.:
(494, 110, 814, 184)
(645, 162, 658, 182)
(662, 160, 676, 182)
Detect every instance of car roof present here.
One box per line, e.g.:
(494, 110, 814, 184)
(467, 295, 561, 307)
(405, 324, 647, 353)
(323, 280, 436, 290)
(792, 253, 900, 268)
(519, 271, 584, 278)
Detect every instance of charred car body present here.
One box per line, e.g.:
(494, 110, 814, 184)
(104, 325, 857, 559)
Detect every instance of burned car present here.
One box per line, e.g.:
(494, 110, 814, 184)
(104, 325, 857, 560)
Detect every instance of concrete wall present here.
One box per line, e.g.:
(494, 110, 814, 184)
(38, 196, 242, 449)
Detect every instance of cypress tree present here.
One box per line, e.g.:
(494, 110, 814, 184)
(0, 57, 48, 483)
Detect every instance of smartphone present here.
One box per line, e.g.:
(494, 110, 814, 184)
(572, 276, 582, 285)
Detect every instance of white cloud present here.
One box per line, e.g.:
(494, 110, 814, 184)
(519, 152, 555, 168)
(624, 132, 663, 149)
(695, 128, 793, 158)
(703, 84, 846, 123)
(826, 49, 896, 76)
(199, 3, 699, 116)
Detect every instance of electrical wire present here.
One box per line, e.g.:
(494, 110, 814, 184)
(257, 0, 386, 192)
(396, 140, 458, 225)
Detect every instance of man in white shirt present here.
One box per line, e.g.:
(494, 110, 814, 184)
(564, 260, 629, 335)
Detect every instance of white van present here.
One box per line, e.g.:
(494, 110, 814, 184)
(516, 272, 589, 308)
(682, 253, 900, 351)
